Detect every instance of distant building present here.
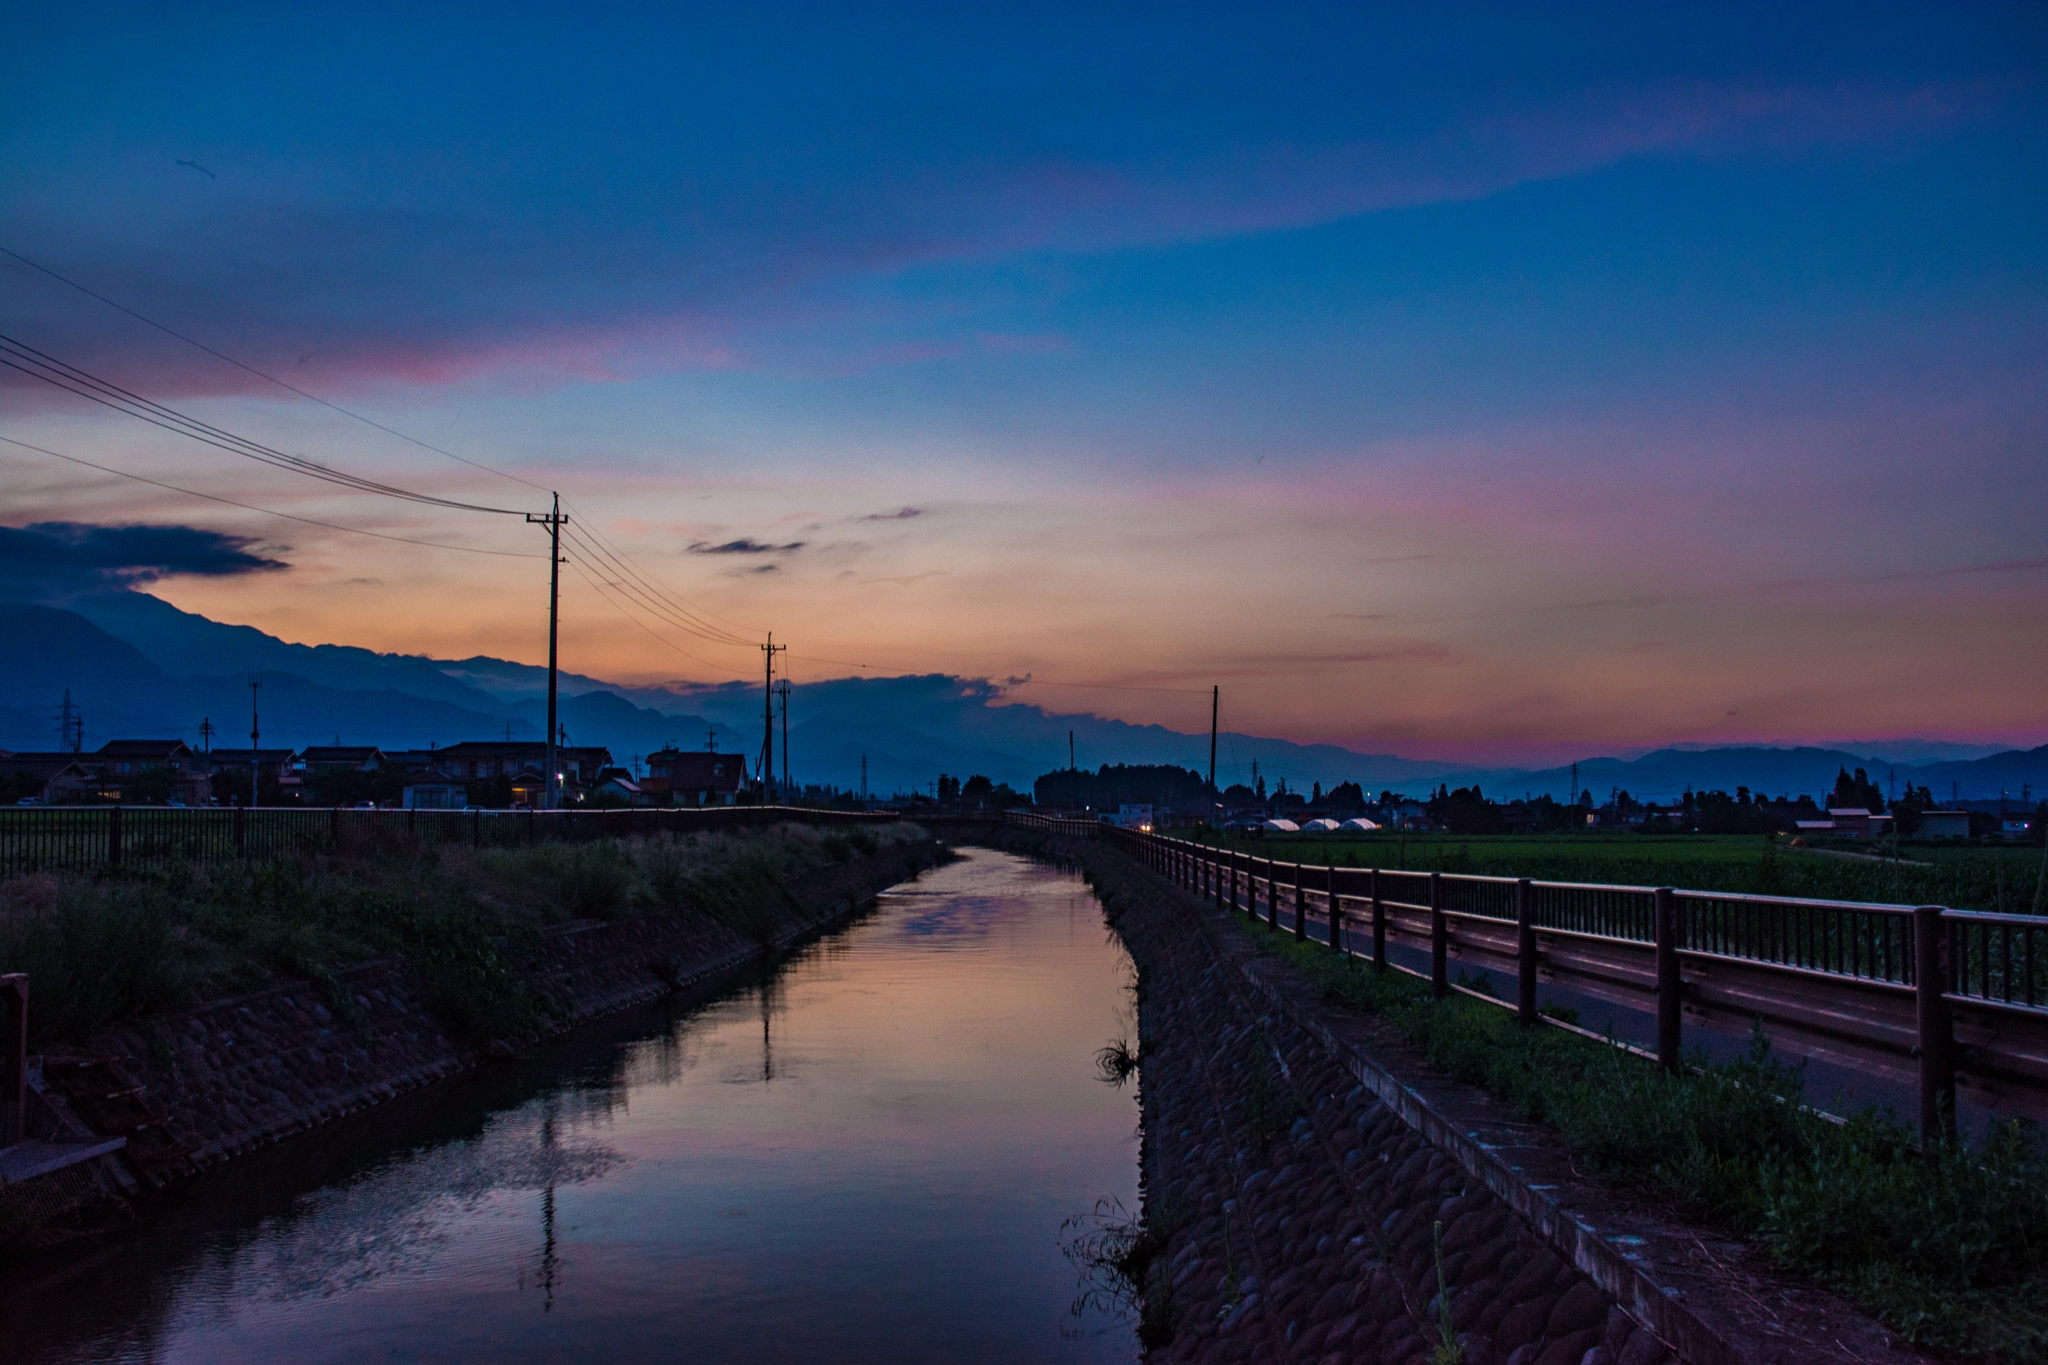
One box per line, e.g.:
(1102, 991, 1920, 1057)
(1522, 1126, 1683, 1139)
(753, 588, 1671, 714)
(1101, 803, 1153, 831)
(402, 779, 467, 810)
(0, 752, 97, 804)
(300, 746, 386, 772)
(204, 748, 303, 800)
(1917, 810, 1971, 839)
(642, 748, 747, 806)
(93, 740, 213, 805)
(428, 741, 612, 804)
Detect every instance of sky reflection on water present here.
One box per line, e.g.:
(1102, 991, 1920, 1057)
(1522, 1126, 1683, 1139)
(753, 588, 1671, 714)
(15, 850, 1140, 1365)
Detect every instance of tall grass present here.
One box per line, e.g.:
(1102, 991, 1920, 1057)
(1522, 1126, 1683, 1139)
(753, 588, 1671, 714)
(0, 822, 925, 1049)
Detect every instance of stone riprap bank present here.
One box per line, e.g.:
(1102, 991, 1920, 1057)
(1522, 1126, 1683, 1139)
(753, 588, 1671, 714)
(34, 836, 939, 1191)
(997, 829, 1928, 1365)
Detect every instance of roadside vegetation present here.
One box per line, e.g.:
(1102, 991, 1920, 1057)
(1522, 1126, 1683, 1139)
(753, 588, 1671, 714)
(1190, 828, 2048, 913)
(0, 822, 925, 1049)
(1236, 912, 2048, 1361)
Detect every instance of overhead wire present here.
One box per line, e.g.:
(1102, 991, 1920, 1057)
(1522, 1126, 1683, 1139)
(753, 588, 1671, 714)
(559, 521, 756, 647)
(0, 243, 555, 494)
(0, 434, 543, 558)
(0, 242, 763, 642)
(559, 555, 748, 676)
(0, 332, 528, 515)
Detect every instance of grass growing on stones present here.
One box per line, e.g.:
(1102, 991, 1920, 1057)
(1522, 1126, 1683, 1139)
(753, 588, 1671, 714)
(1236, 912, 2048, 1361)
(0, 822, 927, 1049)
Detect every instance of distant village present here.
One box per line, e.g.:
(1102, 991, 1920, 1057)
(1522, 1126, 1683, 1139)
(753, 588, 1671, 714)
(4, 734, 2033, 844)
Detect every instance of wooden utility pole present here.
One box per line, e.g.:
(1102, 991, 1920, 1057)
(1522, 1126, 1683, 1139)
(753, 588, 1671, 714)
(1209, 685, 1219, 814)
(760, 634, 786, 802)
(526, 494, 567, 809)
(248, 674, 261, 808)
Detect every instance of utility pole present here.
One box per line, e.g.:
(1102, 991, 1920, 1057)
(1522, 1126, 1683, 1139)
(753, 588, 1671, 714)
(704, 725, 717, 754)
(248, 673, 261, 809)
(55, 689, 82, 753)
(526, 494, 567, 809)
(1069, 730, 1075, 772)
(775, 678, 792, 798)
(760, 634, 786, 803)
(198, 716, 214, 755)
(1570, 762, 1579, 817)
(1209, 685, 1219, 813)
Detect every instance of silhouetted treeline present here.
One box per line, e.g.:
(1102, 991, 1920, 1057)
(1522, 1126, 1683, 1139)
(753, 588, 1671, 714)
(1034, 763, 1211, 810)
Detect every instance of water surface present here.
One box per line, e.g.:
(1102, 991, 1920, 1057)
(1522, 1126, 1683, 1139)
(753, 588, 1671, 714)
(8, 849, 1140, 1364)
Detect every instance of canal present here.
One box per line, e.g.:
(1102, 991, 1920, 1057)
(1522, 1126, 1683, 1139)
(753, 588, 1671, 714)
(4, 849, 1141, 1364)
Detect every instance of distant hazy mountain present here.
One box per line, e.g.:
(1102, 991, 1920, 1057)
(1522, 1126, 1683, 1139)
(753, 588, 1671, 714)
(7, 588, 2043, 801)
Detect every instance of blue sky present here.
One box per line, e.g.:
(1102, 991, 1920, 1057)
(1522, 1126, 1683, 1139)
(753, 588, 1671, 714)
(3, 3, 2044, 762)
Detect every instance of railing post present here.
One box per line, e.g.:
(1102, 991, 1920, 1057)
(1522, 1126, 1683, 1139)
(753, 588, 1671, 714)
(1266, 858, 1279, 929)
(1328, 864, 1342, 955)
(0, 973, 26, 1147)
(1915, 905, 1957, 1144)
(1371, 867, 1386, 971)
(1655, 887, 1682, 1072)
(1516, 878, 1537, 1026)
(234, 802, 246, 855)
(108, 803, 123, 870)
(1429, 871, 1447, 998)
(1293, 862, 1306, 943)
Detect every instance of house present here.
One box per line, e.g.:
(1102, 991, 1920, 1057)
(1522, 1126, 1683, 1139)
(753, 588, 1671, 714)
(428, 741, 612, 803)
(203, 748, 303, 801)
(92, 740, 213, 805)
(593, 768, 644, 803)
(300, 746, 385, 772)
(0, 752, 98, 804)
(1917, 810, 1971, 839)
(642, 748, 748, 806)
(1100, 804, 1153, 831)
(402, 779, 467, 810)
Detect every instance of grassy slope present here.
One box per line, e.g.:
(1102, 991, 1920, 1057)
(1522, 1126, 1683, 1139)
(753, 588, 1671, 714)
(0, 822, 928, 1049)
(1234, 912, 2048, 1361)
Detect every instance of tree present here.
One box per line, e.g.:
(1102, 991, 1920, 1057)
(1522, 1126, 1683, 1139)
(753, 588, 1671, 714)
(936, 774, 961, 801)
(1828, 767, 1886, 813)
(962, 774, 993, 803)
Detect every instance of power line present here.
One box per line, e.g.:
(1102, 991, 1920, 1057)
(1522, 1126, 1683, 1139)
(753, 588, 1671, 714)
(0, 331, 528, 515)
(0, 434, 543, 558)
(0, 244, 761, 639)
(559, 553, 750, 675)
(0, 243, 555, 494)
(559, 521, 756, 647)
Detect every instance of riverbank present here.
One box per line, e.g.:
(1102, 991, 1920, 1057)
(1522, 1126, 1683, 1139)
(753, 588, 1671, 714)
(995, 827, 1935, 1365)
(1, 823, 940, 1236)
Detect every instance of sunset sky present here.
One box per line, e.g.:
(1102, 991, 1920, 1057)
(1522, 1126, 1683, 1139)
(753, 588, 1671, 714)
(3, 4, 2044, 765)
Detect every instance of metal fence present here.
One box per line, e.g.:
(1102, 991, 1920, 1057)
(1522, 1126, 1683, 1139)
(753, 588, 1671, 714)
(0, 803, 899, 877)
(1019, 815, 2048, 1141)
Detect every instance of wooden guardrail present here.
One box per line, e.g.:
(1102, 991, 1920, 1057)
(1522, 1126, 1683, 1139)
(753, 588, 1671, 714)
(0, 804, 899, 877)
(1052, 821, 2046, 1142)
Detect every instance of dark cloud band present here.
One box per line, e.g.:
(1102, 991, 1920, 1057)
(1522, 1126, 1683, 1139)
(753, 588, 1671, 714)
(0, 520, 287, 587)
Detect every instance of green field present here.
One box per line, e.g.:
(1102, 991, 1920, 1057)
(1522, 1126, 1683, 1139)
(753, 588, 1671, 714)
(1181, 829, 2048, 914)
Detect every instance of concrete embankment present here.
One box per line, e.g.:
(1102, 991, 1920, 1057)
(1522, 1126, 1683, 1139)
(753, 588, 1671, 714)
(31, 837, 939, 1196)
(991, 828, 1925, 1365)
